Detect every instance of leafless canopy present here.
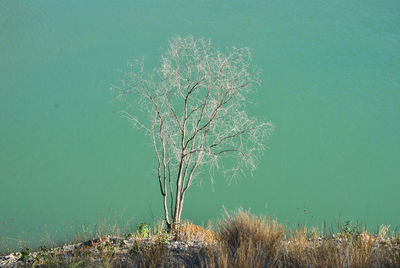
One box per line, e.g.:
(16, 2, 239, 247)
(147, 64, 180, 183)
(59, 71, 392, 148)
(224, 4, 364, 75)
(112, 36, 273, 228)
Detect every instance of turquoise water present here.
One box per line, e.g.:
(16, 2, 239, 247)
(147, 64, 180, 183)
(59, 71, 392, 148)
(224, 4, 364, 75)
(1, 0, 399, 251)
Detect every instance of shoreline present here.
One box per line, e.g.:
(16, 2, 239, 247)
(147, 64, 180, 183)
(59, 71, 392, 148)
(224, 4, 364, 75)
(1, 211, 399, 267)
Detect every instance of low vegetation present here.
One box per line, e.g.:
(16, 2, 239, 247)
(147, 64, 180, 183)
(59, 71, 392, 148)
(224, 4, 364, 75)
(1, 210, 399, 267)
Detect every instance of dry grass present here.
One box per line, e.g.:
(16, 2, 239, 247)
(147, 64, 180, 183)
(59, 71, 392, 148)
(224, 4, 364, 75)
(209, 209, 284, 267)
(2, 211, 400, 267)
(200, 210, 400, 268)
(173, 220, 216, 244)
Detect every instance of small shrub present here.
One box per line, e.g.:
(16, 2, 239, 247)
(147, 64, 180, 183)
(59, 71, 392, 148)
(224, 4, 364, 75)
(157, 230, 169, 244)
(136, 222, 151, 239)
(18, 247, 30, 261)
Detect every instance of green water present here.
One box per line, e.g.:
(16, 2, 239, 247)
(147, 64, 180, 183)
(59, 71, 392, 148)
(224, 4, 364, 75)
(1, 0, 399, 251)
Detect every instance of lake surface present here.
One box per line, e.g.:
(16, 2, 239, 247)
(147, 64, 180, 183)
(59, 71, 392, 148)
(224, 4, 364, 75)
(1, 0, 399, 252)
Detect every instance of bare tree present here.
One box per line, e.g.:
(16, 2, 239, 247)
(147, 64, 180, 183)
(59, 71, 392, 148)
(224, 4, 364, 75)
(112, 36, 273, 230)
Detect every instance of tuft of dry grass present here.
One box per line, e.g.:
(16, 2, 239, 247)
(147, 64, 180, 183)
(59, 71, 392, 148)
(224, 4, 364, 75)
(131, 240, 170, 268)
(204, 209, 285, 267)
(173, 221, 216, 244)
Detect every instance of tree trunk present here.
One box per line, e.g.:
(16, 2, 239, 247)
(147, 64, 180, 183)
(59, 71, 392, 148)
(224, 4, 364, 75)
(176, 193, 185, 224)
(169, 190, 186, 232)
(163, 194, 171, 230)
(172, 157, 185, 229)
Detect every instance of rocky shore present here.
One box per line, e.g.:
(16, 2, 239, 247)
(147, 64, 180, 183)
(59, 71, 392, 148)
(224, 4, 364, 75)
(0, 235, 211, 267)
